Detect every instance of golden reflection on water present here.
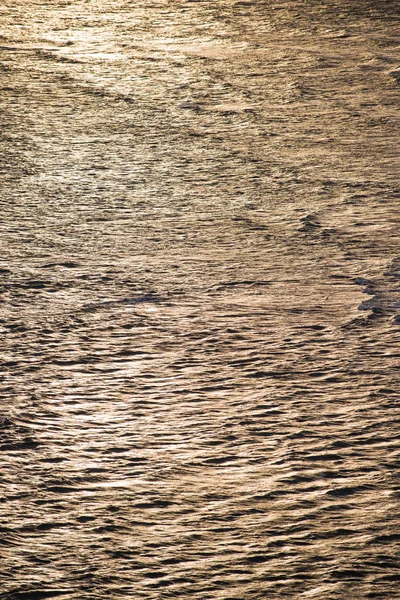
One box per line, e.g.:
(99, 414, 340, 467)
(1, 0, 400, 598)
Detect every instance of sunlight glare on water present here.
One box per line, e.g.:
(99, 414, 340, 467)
(0, 0, 400, 598)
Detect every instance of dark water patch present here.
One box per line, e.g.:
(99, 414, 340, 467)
(5, 591, 77, 600)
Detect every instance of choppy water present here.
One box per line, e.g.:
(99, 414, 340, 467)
(1, 1, 400, 598)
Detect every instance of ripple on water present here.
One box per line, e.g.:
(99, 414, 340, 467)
(1, 0, 400, 598)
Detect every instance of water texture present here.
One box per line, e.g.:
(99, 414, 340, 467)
(1, 1, 400, 598)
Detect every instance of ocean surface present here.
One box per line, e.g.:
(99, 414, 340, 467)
(1, 1, 400, 598)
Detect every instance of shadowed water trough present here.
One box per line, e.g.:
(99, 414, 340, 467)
(1, 1, 400, 598)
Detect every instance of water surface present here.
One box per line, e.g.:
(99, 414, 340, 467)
(1, 1, 400, 598)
